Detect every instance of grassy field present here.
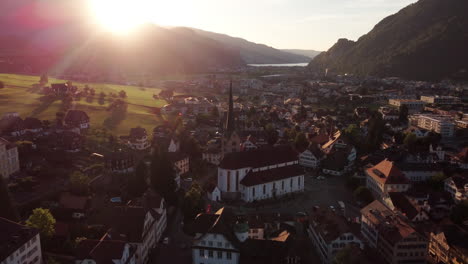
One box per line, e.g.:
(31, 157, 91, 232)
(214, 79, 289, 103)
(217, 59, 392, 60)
(0, 74, 168, 135)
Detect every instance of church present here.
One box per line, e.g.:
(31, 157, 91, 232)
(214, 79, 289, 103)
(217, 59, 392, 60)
(217, 82, 305, 202)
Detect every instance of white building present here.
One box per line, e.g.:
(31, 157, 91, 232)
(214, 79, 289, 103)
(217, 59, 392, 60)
(299, 145, 324, 169)
(126, 127, 151, 150)
(420, 95, 461, 105)
(365, 160, 411, 200)
(0, 217, 42, 264)
(217, 146, 304, 202)
(388, 99, 425, 114)
(414, 114, 455, 138)
(191, 208, 241, 264)
(0, 138, 19, 179)
(308, 208, 364, 264)
(75, 239, 136, 264)
(444, 175, 468, 203)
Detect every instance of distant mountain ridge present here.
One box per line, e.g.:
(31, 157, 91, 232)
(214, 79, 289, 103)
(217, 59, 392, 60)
(309, 0, 468, 81)
(192, 28, 311, 64)
(281, 49, 321, 59)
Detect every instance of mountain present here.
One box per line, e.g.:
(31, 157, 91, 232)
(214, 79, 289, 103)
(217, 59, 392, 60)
(192, 28, 311, 64)
(309, 0, 468, 81)
(281, 49, 321, 59)
(0, 24, 244, 76)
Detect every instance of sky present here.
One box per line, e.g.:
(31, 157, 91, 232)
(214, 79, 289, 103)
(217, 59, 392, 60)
(1, 0, 418, 51)
(138, 0, 418, 51)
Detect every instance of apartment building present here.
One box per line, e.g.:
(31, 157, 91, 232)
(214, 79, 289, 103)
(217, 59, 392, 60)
(0, 217, 42, 264)
(0, 138, 19, 179)
(388, 99, 425, 114)
(414, 115, 455, 137)
(420, 95, 461, 105)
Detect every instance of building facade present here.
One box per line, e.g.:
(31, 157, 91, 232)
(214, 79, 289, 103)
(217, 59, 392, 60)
(0, 217, 42, 264)
(0, 138, 19, 179)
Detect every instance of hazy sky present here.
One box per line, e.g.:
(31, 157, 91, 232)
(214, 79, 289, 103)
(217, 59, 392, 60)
(147, 0, 417, 51)
(2, 0, 418, 51)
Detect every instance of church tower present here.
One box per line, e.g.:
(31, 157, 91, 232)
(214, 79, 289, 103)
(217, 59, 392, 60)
(222, 80, 241, 156)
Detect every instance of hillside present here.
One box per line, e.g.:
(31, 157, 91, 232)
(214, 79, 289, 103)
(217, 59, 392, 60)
(309, 0, 468, 81)
(0, 74, 167, 136)
(0, 23, 244, 77)
(281, 49, 321, 59)
(192, 28, 311, 64)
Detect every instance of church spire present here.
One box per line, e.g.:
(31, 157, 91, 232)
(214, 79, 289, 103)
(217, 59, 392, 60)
(225, 79, 235, 133)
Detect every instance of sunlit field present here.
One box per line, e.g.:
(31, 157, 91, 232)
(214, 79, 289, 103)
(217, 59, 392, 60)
(0, 74, 167, 135)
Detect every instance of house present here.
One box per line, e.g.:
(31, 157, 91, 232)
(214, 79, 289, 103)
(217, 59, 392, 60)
(299, 144, 324, 169)
(404, 126, 430, 138)
(307, 208, 364, 264)
(0, 138, 20, 179)
(240, 135, 258, 152)
(75, 239, 136, 264)
(205, 183, 222, 202)
(386, 193, 429, 222)
(321, 150, 350, 176)
(218, 145, 304, 202)
(23, 117, 43, 134)
(64, 110, 90, 130)
(90, 206, 159, 264)
(360, 200, 428, 264)
(142, 189, 167, 245)
(202, 148, 222, 166)
(190, 207, 299, 264)
(0, 116, 26, 137)
(125, 128, 150, 151)
(168, 151, 189, 175)
(366, 160, 411, 200)
(0, 217, 42, 264)
(397, 163, 442, 182)
(105, 150, 135, 173)
(59, 192, 89, 219)
(57, 131, 84, 152)
(444, 174, 468, 203)
(429, 224, 468, 264)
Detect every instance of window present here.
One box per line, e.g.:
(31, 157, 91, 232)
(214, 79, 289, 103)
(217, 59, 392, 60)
(199, 249, 205, 257)
(227, 252, 232, 259)
(217, 242, 222, 247)
(297, 177, 300, 186)
(225, 242, 230, 248)
(263, 185, 266, 194)
(252, 187, 255, 197)
(208, 250, 213, 258)
(282, 181, 284, 190)
(217, 251, 222, 259)
(208, 241, 213, 246)
(273, 182, 276, 190)
(227, 171, 231, 191)
(290, 178, 293, 187)
(236, 171, 239, 191)
(201, 241, 205, 245)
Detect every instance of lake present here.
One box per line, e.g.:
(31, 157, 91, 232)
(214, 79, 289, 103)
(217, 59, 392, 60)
(248, 63, 309, 67)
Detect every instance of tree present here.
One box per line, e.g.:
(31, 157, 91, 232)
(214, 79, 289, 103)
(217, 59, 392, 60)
(40, 73, 48, 85)
(365, 112, 385, 152)
(128, 162, 148, 198)
(26, 208, 56, 238)
(265, 124, 279, 145)
(294, 132, 309, 150)
(119, 90, 127, 98)
(403, 133, 417, 152)
(450, 200, 468, 225)
(428, 173, 447, 191)
(0, 175, 19, 222)
(69, 171, 90, 195)
(150, 150, 177, 205)
(181, 183, 205, 223)
(399, 105, 409, 122)
(343, 124, 360, 146)
(353, 186, 374, 205)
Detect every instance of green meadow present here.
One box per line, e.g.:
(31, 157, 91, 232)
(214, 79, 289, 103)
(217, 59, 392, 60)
(0, 74, 168, 135)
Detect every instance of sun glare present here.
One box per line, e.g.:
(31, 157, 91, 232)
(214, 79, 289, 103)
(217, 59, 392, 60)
(88, 0, 156, 33)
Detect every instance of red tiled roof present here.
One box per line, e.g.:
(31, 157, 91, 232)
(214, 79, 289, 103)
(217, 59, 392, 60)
(366, 159, 409, 185)
(219, 145, 298, 170)
(240, 164, 303, 187)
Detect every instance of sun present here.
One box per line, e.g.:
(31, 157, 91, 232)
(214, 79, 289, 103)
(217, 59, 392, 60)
(88, 0, 156, 33)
